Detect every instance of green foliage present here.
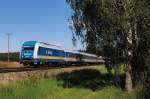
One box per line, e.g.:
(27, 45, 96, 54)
(66, 0, 150, 59)
(57, 69, 114, 91)
(0, 52, 20, 62)
(66, 0, 150, 91)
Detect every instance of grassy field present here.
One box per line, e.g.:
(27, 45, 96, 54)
(0, 61, 22, 68)
(0, 66, 143, 99)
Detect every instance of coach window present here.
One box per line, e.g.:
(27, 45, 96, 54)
(67, 53, 69, 57)
(58, 51, 63, 56)
(70, 53, 73, 58)
(38, 47, 44, 55)
(47, 50, 52, 56)
(38, 47, 41, 55)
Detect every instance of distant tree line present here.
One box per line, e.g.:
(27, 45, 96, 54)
(0, 52, 20, 62)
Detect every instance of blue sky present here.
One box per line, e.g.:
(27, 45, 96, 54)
(0, 0, 82, 52)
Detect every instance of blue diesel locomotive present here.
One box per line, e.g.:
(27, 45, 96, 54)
(20, 41, 104, 67)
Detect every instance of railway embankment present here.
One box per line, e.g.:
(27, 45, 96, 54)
(0, 65, 102, 85)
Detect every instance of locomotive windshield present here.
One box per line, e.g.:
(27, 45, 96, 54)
(23, 46, 34, 50)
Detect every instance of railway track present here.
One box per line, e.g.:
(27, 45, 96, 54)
(0, 65, 102, 73)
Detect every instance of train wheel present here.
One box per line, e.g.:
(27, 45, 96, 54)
(33, 62, 40, 68)
(48, 63, 53, 67)
(23, 62, 30, 67)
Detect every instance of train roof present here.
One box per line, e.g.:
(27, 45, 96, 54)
(65, 49, 79, 54)
(39, 42, 62, 48)
(64, 49, 98, 57)
(23, 41, 37, 46)
(79, 52, 97, 57)
(37, 41, 64, 51)
(23, 41, 62, 47)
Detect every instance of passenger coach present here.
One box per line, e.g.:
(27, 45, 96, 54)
(20, 41, 104, 67)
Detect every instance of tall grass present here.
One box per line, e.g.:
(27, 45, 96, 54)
(0, 67, 142, 99)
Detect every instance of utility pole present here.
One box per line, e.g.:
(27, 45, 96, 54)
(6, 33, 11, 63)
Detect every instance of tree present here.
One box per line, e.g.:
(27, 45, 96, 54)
(66, 0, 150, 92)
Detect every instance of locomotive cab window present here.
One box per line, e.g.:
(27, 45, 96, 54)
(23, 46, 34, 50)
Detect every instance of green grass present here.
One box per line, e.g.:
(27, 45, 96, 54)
(0, 67, 142, 99)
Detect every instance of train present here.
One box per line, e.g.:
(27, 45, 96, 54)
(20, 41, 104, 67)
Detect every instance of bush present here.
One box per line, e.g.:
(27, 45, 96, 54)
(0, 52, 20, 62)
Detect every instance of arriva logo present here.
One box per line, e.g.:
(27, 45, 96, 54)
(24, 53, 32, 56)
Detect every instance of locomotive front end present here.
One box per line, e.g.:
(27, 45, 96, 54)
(20, 41, 37, 66)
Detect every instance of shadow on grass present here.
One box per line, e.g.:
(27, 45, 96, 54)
(56, 69, 125, 91)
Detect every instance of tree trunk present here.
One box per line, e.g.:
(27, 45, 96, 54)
(124, 16, 134, 91)
(125, 63, 133, 92)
